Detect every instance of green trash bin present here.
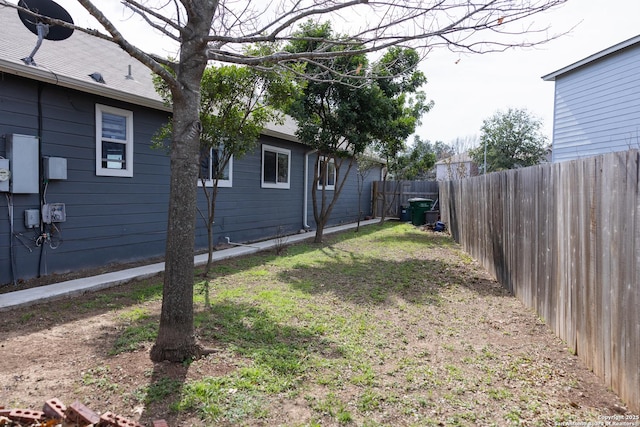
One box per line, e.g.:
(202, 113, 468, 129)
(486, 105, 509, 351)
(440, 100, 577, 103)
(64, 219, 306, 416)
(408, 198, 433, 226)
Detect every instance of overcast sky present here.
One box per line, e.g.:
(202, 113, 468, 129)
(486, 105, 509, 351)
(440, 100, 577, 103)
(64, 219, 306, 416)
(13, 0, 640, 149)
(416, 0, 640, 148)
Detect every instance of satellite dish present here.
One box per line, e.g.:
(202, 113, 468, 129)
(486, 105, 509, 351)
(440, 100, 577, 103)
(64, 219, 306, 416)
(17, 0, 74, 65)
(18, 0, 74, 41)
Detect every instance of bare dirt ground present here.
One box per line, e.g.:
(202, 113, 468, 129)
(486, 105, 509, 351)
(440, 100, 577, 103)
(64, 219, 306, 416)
(0, 227, 634, 426)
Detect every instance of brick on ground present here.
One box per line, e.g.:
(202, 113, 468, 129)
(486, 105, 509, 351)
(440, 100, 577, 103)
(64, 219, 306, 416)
(65, 400, 100, 426)
(43, 398, 67, 420)
(99, 411, 144, 427)
(8, 408, 46, 424)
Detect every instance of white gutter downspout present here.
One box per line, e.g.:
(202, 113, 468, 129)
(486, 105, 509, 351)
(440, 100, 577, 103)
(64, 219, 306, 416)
(303, 149, 317, 230)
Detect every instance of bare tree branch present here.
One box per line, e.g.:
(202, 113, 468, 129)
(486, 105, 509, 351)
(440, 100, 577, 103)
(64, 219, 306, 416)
(75, 0, 179, 85)
(3, 0, 569, 81)
(200, 0, 566, 64)
(122, 0, 182, 41)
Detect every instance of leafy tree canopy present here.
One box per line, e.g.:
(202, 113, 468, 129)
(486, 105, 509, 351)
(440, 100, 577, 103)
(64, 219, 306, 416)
(286, 21, 378, 158)
(372, 48, 432, 156)
(393, 136, 446, 180)
(286, 22, 431, 161)
(152, 56, 297, 274)
(153, 57, 296, 158)
(469, 108, 548, 172)
(284, 21, 433, 234)
(370, 50, 433, 186)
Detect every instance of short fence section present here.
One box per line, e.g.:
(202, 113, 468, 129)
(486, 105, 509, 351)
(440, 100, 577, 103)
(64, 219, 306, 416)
(373, 180, 439, 218)
(439, 149, 640, 413)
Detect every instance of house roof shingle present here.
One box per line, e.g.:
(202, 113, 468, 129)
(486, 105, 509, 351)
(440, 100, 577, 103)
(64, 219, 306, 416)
(0, 4, 302, 142)
(0, 4, 169, 111)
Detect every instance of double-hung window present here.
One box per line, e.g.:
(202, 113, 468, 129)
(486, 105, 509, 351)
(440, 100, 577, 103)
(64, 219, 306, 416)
(96, 104, 134, 177)
(317, 156, 336, 190)
(199, 146, 232, 187)
(261, 144, 290, 189)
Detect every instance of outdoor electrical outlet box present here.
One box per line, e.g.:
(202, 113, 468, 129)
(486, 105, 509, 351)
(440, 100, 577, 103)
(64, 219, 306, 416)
(24, 209, 40, 228)
(42, 203, 66, 223)
(7, 134, 39, 194)
(43, 157, 67, 180)
(42, 157, 67, 180)
(0, 158, 9, 192)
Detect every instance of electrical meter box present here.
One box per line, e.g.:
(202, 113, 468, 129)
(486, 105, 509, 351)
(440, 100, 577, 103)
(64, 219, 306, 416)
(24, 209, 39, 228)
(6, 134, 39, 194)
(43, 157, 67, 180)
(42, 203, 66, 223)
(0, 158, 9, 192)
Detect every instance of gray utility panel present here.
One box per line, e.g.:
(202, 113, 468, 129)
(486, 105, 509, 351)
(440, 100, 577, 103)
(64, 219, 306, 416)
(6, 134, 39, 194)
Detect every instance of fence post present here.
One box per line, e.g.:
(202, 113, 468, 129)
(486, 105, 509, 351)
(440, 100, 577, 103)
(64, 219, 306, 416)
(437, 151, 640, 413)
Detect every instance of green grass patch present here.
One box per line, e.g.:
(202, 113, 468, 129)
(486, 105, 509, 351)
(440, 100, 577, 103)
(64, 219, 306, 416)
(130, 282, 163, 302)
(118, 306, 150, 322)
(488, 387, 513, 400)
(176, 369, 273, 422)
(19, 312, 34, 323)
(175, 224, 454, 423)
(129, 376, 183, 405)
(357, 388, 384, 412)
(81, 366, 118, 392)
(79, 293, 120, 310)
(110, 322, 158, 355)
(69, 221, 599, 425)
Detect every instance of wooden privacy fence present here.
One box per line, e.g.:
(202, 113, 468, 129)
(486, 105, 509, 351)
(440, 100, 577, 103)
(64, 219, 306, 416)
(439, 150, 640, 413)
(372, 180, 439, 218)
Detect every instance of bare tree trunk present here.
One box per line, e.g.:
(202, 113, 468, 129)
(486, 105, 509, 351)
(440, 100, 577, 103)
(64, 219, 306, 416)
(356, 187, 362, 232)
(197, 174, 214, 276)
(313, 156, 354, 243)
(314, 221, 326, 243)
(204, 182, 219, 276)
(205, 200, 213, 275)
(150, 96, 201, 362)
(150, 13, 212, 363)
(379, 168, 388, 224)
(311, 157, 325, 243)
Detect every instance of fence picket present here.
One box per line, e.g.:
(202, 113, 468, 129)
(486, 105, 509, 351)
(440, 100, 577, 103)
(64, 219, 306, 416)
(439, 150, 640, 413)
(373, 180, 439, 218)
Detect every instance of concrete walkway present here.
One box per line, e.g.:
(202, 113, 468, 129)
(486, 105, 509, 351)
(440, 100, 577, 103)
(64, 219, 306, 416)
(0, 219, 381, 312)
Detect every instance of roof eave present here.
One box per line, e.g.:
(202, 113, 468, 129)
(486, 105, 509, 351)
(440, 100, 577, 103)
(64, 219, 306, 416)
(0, 58, 306, 142)
(0, 59, 171, 112)
(261, 126, 299, 143)
(261, 114, 300, 143)
(542, 34, 640, 81)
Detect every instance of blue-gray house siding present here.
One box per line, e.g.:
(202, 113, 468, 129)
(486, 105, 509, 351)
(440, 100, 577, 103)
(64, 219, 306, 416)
(198, 140, 373, 248)
(200, 137, 306, 247)
(0, 72, 380, 286)
(0, 3, 380, 286)
(543, 35, 640, 162)
(0, 73, 172, 284)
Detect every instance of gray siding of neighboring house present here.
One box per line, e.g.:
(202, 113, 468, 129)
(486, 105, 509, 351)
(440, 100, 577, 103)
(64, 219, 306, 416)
(1, 73, 381, 285)
(436, 162, 475, 181)
(551, 43, 640, 162)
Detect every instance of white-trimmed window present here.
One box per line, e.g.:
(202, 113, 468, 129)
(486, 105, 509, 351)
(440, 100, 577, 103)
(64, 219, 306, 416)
(262, 144, 290, 189)
(199, 147, 232, 188)
(96, 104, 134, 177)
(317, 156, 336, 190)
